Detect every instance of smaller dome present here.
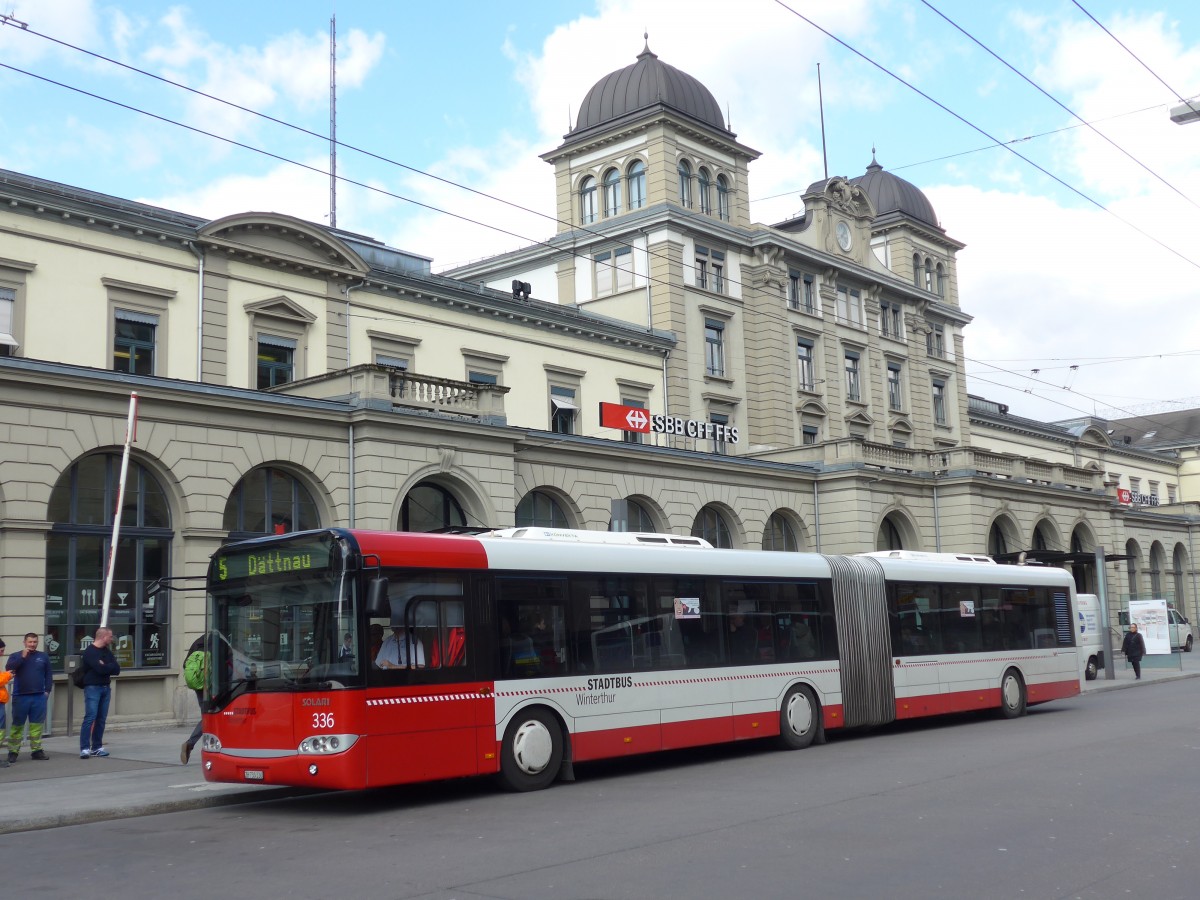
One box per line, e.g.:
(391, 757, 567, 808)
(572, 42, 727, 135)
(850, 154, 939, 228)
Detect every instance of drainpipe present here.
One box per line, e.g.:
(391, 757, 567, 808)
(348, 422, 356, 527)
(812, 479, 821, 553)
(342, 279, 366, 368)
(932, 477, 942, 552)
(1189, 519, 1198, 632)
(186, 242, 205, 382)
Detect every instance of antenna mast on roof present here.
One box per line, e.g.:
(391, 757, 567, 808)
(329, 14, 337, 228)
(817, 63, 828, 180)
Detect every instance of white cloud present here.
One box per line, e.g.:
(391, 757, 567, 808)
(0, 0, 101, 65)
(140, 9, 385, 142)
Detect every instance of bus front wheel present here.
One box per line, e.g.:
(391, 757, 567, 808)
(778, 684, 819, 750)
(499, 707, 563, 792)
(999, 669, 1026, 719)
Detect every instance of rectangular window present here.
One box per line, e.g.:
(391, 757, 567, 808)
(1, 286, 18, 357)
(1168, 484, 1177, 503)
(836, 286, 862, 327)
(113, 309, 157, 376)
(796, 338, 815, 391)
(375, 354, 409, 369)
(695, 246, 709, 290)
(705, 318, 725, 377)
(622, 398, 646, 445)
(787, 270, 802, 310)
(257, 336, 296, 389)
(468, 370, 497, 385)
(927, 323, 946, 359)
(1149, 480, 1159, 499)
(710, 412, 730, 455)
(711, 250, 725, 294)
(550, 384, 577, 435)
(887, 362, 903, 411)
(880, 301, 903, 339)
(802, 425, 819, 445)
(1129, 476, 1141, 493)
(802, 274, 815, 313)
(932, 379, 947, 426)
(844, 350, 861, 402)
(596, 247, 634, 297)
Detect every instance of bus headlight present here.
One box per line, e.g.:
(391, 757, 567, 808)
(298, 734, 358, 755)
(201, 733, 222, 752)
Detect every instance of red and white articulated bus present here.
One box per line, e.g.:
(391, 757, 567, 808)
(199, 527, 1080, 792)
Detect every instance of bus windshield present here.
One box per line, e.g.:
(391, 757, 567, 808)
(207, 532, 363, 704)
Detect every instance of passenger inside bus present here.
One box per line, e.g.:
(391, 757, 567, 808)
(783, 619, 818, 660)
(726, 604, 758, 664)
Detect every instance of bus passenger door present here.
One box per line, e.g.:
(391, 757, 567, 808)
(366, 578, 491, 785)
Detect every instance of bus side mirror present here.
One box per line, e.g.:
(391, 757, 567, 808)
(366, 577, 391, 618)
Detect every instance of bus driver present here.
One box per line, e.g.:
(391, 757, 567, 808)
(376, 626, 425, 669)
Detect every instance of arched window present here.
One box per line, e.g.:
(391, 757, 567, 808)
(924, 257, 934, 292)
(716, 174, 730, 221)
(609, 498, 656, 533)
(678, 159, 692, 208)
(697, 167, 712, 215)
(400, 482, 467, 532)
(223, 466, 319, 541)
(1126, 540, 1141, 599)
(936, 262, 946, 297)
(877, 516, 904, 551)
(516, 490, 568, 528)
(46, 453, 173, 671)
(602, 168, 621, 218)
(579, 176, 597, 225)
(988, 521, 1008, 557)
(763, 512, 798, 551)
(1149, 543, 1165, 596)
(691, 505, 732, 547)
(913, 254, 922, 287)
(627, 160, 646, 210)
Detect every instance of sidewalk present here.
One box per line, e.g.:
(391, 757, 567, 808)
(3, 651, 1197, 834)
(0, 723, 306, 835)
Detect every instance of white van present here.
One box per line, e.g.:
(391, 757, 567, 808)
(1077, 593, 1105, 680)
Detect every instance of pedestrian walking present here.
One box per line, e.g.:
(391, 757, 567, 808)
(181, 633, 209, 764)
(1122, 622, 1147, 680)
(5, 632, 53, 763)
(79, 626, 121, 759)
(0, 638, 11, 768)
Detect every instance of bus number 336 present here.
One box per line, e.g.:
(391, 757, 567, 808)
(313, 712, 335, 729)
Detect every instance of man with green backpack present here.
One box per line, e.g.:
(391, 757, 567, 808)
(181, 634, 209, 764)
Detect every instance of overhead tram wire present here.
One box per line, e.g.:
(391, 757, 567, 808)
(770, 0, 1200, 273)
(0, 20, 836, 325)
(919, 0, 1200, 211)
(1072, 0, 1200, 120)
(0, 28, 907, 336)
(5, 54, 1192, 425)
(5, 22, 1196, 424)
(750, 103, 1165, 206)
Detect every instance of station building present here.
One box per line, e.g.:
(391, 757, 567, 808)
(1, 46, 1196, 728)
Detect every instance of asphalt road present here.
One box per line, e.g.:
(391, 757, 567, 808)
(9, 681, 1200, 900)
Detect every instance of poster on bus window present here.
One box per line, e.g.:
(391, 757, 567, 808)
(1128, 598, 1171, 655)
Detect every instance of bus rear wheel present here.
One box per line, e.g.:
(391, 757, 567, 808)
(999, 669, 1026, 719)
(778, 684, 819, 750)
(499, 707, 563, 792)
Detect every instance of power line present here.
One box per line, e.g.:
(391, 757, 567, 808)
(6, 19, 1198, 439)
(1072, 0, 1200, 117)
(920, 0, 1200, 210)
(750, 104, 1164, 206)
(770, 0, 1200, 273)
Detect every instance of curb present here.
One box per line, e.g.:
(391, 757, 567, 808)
(0, 785, 315, 835)
(1080, 670, 1200, 695)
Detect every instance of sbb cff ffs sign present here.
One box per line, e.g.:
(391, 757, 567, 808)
(598, 402, 739, 444)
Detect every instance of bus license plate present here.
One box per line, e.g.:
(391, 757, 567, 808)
(243, 770, 264, 781)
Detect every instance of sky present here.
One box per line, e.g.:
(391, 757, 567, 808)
(2, 0, 1199, 426)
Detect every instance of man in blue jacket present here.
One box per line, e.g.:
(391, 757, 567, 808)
(6, 632, 53, 763)
(80, 626, 121, 759)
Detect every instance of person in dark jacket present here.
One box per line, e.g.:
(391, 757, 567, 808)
(80, 627, 121, 759)
(1122, 622, 1147, 680)
(6, 632, 53, 763)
